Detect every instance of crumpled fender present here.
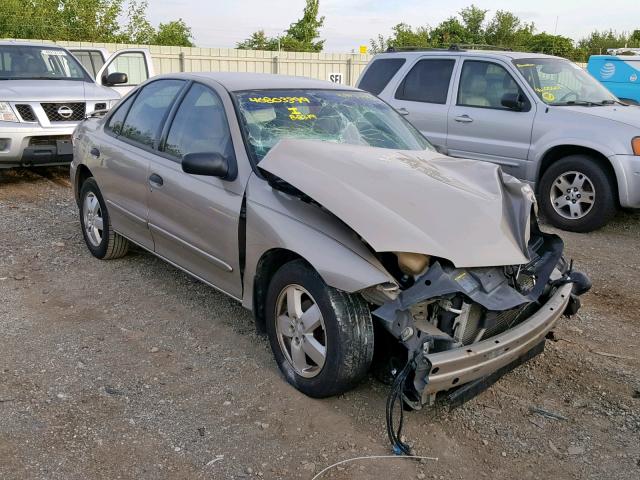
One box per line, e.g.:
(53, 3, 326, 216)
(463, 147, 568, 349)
(241, 174, 395, 311)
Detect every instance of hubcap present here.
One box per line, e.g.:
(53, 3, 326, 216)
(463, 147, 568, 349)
(83, 192, 104, 247)
(550, 171, 595, 220)
(275, 284, 327, 378)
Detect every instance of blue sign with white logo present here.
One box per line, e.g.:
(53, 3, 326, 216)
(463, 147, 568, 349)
(588, 55, 640, 103)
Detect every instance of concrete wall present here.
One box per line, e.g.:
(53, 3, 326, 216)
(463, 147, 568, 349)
(28, 40, 373, 86)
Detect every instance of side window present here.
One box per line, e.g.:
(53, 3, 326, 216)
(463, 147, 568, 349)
(106, 52, 148, 85)
(164, 83, 233, 161)
(105, 94, 136, 135)
(120, 80, 185, 148)
(458, 60, 524, 109)
(359, 58, 406, 95)
(395, 59, 455, 104)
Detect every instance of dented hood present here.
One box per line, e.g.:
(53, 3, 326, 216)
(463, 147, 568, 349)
(259, 139, 536, 267)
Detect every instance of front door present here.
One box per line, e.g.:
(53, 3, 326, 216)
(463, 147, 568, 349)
(96, 49, 155, 96)
(447, 58, 536, 177)
(146, 82, 244, 299)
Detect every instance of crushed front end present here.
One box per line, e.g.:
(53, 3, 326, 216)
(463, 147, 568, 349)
(364, 221, 591, 408)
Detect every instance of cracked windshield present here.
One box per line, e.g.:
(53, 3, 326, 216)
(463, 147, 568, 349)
(514, 58, 617, 106)
(234, 89, 432, 161)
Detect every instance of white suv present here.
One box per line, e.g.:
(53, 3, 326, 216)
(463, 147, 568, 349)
(357, 47, 640, 232)
(0, 41, 152, 168)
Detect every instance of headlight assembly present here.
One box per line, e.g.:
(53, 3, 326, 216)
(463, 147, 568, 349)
(0, 102, 19, 122)
(632, 136, 640, 156)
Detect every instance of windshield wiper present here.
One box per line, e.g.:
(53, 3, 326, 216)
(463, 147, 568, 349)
(554, 100, 602, 107)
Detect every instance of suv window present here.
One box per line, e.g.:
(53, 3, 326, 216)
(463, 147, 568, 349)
(164, 83, 233, 161)
(106, 94, 136, 135)
(458, 60, 523, 109)
(358, 58, 406, 95)
(120, 80, 185, 148)
(395, 59, 455, 104)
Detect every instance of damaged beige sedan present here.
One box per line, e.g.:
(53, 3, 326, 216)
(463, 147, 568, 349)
(71, 73, 590, 429)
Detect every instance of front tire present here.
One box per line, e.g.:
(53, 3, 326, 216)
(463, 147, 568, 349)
(539, 155, 617, 232)
(265, 260, 374, 398)
(79, 178, 129, 259)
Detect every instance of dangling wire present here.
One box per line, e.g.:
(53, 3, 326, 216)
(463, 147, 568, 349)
(385, 354, 416, 456)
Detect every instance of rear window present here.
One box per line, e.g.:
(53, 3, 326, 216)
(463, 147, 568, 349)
(358, 58, 406, 95)
(395, 59, 455, 104)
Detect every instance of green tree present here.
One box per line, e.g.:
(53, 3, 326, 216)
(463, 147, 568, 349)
(527, 33, 574, 57)
(122, 0, 156, 44)
(237, 0, 325, 52)
(430, 17, 470, 46)
(281, 0, 325, 52)
(236, 30, 280, 50)
(484, 10, 534, 48)
(0, 0, 195, 46)
(153, 19, 194, 47)
(459, 4, 488, 44)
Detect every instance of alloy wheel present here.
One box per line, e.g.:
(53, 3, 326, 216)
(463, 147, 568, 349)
(550, 170, 596, 220)
(83, 192, 104, 247)
(274, 284, 327, 378)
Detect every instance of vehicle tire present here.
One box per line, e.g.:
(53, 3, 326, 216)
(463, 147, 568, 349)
(265, 259, 374, 398)
(79, 177, 129, 259)
(539, 155, 617, 232)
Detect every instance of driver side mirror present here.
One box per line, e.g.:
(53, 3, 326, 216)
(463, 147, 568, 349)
(103, 72, 128, 86)
(501, 92, 526, 111)
(182, 152, 230, 178)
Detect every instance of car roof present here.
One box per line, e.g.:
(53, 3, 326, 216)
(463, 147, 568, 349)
(0, 40, 68, 49)
(373, 49, 564, 61)
(155, 72, 360, 92)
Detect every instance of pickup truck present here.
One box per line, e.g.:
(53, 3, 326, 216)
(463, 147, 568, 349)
(0, 41, 153, 168)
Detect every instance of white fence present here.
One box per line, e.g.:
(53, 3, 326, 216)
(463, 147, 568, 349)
(19, 39, 373, 86)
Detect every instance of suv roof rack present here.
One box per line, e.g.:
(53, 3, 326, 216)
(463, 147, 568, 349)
(385, 45, 465, 53)
(385, 44, 513, 53)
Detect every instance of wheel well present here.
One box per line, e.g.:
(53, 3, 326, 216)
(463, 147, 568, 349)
(537, 145, 617, 195)
(252, 248, 305, 332)
(74, 164, 94, 205)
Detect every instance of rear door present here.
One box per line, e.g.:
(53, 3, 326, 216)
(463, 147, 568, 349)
(96, 79, 186, 249)
(96, 48, 155, 96)
(146, 82, 245, 299)
(446, 57, 536, 177)
(387, 56, 459, 149)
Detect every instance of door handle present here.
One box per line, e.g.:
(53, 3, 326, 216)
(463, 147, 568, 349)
(454, 115, 473, 123)
(90, 147, 100, 158)
(148, 173, 164, 187)
(396, 107, 410, 116)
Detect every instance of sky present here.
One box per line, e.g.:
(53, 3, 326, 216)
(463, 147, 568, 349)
(146, 0, 640, 52)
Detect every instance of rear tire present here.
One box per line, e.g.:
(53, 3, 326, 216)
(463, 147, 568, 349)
(79, 178, 129, 259)
(539, 155, 617, 232)
(265, 260, 374, 398)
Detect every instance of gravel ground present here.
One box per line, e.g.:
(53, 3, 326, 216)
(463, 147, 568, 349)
(0, 166, 639, 480)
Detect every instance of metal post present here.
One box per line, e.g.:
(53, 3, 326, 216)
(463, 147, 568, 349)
(273, 55, 279, 74)
(179, 52, 186, 72)
(346, 56, 353, 85)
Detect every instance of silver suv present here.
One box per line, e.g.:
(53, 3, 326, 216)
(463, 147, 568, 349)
(0, 41, 126, 168)
(357, 48, 640, 232)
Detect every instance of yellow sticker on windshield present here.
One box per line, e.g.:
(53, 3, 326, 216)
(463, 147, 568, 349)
(535, 86, 561, 92)
(287, 107, 316, 120)
(248, 96, 310, 104)
(542, 92, 555, 102)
